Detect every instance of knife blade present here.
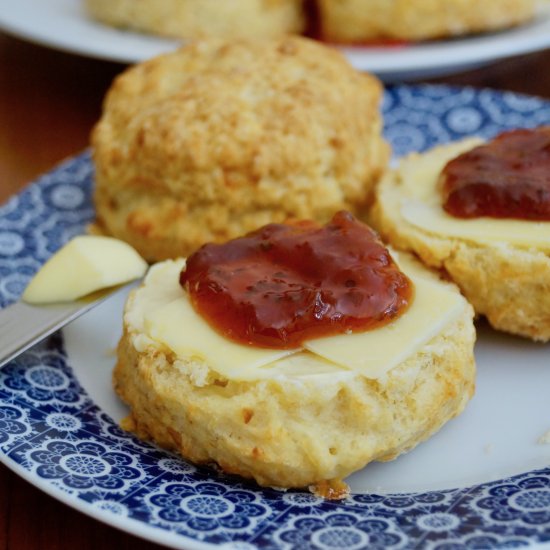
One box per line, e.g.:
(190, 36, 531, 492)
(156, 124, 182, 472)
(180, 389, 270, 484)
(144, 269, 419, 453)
(0, 283, 132, 369)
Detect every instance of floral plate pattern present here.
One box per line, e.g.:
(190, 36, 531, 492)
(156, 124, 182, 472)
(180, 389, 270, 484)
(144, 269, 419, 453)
(1, 85, 550, 549)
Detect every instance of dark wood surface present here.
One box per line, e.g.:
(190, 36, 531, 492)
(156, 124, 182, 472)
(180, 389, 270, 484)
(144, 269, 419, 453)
(0, 29, 548, 549)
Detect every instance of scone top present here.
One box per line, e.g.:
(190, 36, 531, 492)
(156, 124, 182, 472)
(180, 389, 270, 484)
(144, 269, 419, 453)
(92, 36, 388, 262)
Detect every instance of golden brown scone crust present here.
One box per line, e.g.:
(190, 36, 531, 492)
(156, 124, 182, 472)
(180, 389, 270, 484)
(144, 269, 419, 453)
(113, 257, 475, 490)
(92, 36, 388, 261)
(317, 0, 544, 42)
(85, 0, 305, 40)
(369, 141, 550, 342)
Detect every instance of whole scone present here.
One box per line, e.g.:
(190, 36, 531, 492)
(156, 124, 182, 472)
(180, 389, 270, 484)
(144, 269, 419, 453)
(114, 255, 475, 492)
(91, 37, 388, 261)
(317, 0, 547, 42)
(85, 0, 305, 40)
(369, 138, 550, 342)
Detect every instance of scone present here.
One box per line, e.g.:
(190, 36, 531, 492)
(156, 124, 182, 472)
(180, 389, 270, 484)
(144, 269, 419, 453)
(316, 0, 547, 42)
(113, 214, 475, 493)
(84, 0, 305, 40)
(369, 133, 550, 341)
(92, 36, 388, 261)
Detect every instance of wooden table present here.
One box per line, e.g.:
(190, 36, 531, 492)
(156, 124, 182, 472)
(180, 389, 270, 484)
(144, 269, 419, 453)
(0, 30, 548, 549)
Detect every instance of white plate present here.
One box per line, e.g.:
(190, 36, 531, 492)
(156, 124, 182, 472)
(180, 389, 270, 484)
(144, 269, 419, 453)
(1, 0, 550, 80)
(67, 292, 550, 495)
(2, 85, 550, 549)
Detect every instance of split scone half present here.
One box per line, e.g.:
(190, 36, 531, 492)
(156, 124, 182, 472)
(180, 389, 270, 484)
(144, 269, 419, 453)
(370, 138, 550, 342)
(114, 253, 475, 493)
(84, 0, 305, 40)
(316, 0, 548, 42)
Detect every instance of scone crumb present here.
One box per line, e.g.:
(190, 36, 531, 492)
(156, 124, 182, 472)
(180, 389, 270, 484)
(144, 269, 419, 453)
(173, 359, 211, 387)
(537, 429, 550, 445)
(242, 408, 254, 424)
(310, 479, 350, 500)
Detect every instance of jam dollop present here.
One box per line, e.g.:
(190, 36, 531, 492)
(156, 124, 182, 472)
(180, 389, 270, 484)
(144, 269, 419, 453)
(180, 211, 413, 349)
(441, 127, 550, 220)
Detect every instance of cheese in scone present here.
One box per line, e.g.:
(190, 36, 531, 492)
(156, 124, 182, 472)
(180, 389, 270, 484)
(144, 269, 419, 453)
(125, 256, 466, 382)
(389, 139, 550, 251)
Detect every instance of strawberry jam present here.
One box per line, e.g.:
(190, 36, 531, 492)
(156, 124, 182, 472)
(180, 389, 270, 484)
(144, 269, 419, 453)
(180, 211, 412, 349)
(441, 127, 550, 220)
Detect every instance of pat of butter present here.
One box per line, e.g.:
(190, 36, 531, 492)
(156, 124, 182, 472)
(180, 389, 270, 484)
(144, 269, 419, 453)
(23, 236, 148, 304)
(134, 258, 465, 381)
(395, 139, 550, 251)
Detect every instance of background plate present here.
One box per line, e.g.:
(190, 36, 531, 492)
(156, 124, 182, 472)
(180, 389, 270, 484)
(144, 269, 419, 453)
(0, 0, 550, 80)
(1, 85, 550, 549)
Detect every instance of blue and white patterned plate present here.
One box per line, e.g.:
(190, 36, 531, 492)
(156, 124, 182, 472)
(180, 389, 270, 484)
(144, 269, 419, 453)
(1, 85, 550, 549)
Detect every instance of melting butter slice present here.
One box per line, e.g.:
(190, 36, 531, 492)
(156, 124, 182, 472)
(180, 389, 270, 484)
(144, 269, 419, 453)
(394, 139, 550, 250)
(305, 275, 463, 378)
(402, 201, 550, 250)
(144, 297, 296, 377)
(139, 257, 465, 381)
(23, 236, 148, 304)
(258, 352, 350, 379)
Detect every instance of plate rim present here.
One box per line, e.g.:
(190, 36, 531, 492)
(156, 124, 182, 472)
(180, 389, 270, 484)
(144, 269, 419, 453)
(0, 0, 550, 77)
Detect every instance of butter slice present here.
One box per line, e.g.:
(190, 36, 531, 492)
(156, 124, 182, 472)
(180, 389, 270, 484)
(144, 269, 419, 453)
(305, 275, 463, 379)
(396, 138, 550, 250)
(137, 258, 465, 381)
(258, 352, 351, 379)
(144, 295, 296, 379)
(23, 236, 148, 304)
(402, 201, 550, 250)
